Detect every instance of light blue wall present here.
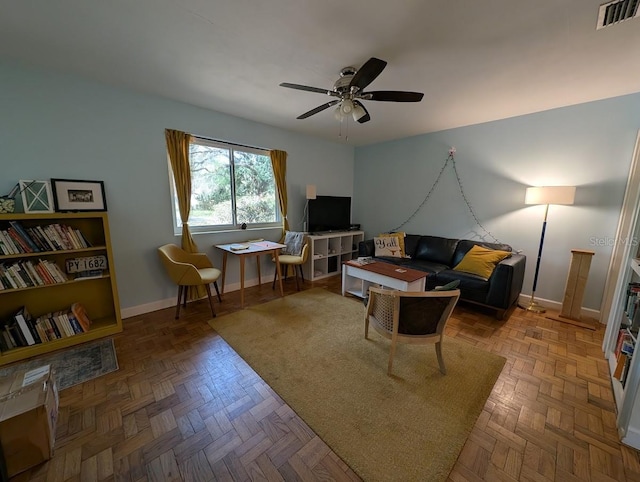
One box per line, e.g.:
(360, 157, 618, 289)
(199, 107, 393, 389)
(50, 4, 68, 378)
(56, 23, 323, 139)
(0, 61, 355, 311)
(4, 59, 638, 314)
(354, 95, 640, 310)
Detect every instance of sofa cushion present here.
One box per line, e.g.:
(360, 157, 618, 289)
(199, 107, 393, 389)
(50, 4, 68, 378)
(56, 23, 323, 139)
(453, 245, 511, 280)
(435, 270, 489, 304)
(451, 240, 512, 267)
(402, 235, 422, 259)
(413, 236, 459, 266)
(406, 259, 449, 276)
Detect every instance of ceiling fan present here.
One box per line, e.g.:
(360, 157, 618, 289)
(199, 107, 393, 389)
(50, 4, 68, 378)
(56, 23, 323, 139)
(280, 57, 424, 124)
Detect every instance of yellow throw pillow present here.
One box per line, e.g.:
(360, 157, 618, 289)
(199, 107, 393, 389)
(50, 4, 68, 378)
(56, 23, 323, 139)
(377, 232, 406, 257)
(453, 245, 510, 279)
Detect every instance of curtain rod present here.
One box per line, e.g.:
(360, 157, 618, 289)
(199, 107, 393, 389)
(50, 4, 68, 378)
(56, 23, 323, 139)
(192, 133, 271, 152)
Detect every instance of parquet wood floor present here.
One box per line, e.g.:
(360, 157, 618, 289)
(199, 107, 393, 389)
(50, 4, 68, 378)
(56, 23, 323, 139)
(12, 276, 640, 481)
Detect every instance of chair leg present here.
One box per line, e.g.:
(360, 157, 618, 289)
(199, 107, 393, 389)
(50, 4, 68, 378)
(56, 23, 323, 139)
(213, 281, 222, 302)
(294, 266, 300, 291)
(272, 264, 278, 289)
(436, 341, 446, 375)
(175, 286, 183, 319)
(364, 316, 370, 339)
(299, 265, 305, 283)
(205, 284, 216, 318)
(182, 286, 188, 308)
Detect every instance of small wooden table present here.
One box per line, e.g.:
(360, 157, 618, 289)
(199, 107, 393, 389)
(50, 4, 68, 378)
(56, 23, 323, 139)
(342, 261, 428, 298)
(215, 241, 287, 308)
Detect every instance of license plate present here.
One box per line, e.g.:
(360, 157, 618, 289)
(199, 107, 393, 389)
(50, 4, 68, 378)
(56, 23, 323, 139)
(65, 255, 108, 273)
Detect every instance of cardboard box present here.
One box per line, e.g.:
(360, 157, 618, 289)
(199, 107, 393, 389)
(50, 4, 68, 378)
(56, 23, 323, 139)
(0, 365, 58, 478)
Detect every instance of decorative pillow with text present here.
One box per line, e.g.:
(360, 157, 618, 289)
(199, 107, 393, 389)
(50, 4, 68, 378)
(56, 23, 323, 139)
(374, 236, 403, 258)
(377, 232, 407, 258)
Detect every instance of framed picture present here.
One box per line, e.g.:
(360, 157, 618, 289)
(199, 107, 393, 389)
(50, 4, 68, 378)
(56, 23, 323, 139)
(19, 180, 54, 213)
(51, 179, 107, 212)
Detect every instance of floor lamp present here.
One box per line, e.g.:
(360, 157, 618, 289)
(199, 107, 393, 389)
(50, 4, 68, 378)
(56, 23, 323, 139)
(519, 186, 576, 313)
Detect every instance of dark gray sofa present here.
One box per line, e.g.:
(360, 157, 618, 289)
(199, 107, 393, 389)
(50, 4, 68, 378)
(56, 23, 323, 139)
(358, 234, 526, 319)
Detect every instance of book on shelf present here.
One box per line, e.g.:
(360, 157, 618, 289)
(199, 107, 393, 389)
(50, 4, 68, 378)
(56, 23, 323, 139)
(615, 329, 634, 358)
(0, 259, 69, 290)
(71, 302, 92, 332)
(14, 306, 36, 346)
(0, 330, 11, 352)
(0, 302, 94, 352)
(0, 230, 19, 255)
(0, 221, 91, 255)
(6, 227, 33, 254)
(614, 352, 628, 380)
(8, 221, 41, 252)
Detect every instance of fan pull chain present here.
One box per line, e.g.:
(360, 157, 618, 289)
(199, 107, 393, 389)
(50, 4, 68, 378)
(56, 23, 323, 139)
(391, 149, 501, 244)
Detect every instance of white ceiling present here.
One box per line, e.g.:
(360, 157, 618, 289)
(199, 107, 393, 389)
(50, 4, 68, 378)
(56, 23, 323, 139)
(2, 0, 640, 146)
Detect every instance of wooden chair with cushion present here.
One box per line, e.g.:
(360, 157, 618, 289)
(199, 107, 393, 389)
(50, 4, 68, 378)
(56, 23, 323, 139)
(364, 287, 460, 375)
(157, 244, 222, 319)
(272, 242, 309, 291)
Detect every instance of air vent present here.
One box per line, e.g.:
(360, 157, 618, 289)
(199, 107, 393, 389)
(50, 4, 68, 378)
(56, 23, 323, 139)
(597, 0, 640, 29)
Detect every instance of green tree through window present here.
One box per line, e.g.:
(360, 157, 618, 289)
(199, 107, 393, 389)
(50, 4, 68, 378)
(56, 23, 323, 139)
(171, 137, 279, 231)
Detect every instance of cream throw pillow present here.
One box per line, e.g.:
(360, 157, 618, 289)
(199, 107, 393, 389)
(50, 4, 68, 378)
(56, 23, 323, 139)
(377, 232, 406, 257)
(374, 236, 403, 258)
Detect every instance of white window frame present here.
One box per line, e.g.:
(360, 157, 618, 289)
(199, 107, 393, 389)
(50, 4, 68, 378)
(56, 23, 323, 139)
(169, 137, 281, 234)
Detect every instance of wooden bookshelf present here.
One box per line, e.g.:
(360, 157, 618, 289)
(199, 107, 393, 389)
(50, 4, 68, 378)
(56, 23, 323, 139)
(0, 212, 122, 366)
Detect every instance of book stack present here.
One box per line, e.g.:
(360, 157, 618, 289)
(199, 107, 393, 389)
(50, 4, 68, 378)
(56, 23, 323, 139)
(0, 303, 92, 352)
(0, 259, 68, 290)
(614, 328, 635, 387)
(625, 282, 640, 324)
(0, 221, 90, 255)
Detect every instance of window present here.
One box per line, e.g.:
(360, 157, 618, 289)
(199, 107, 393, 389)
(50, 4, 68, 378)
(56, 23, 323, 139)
(170, 137, 280, 232)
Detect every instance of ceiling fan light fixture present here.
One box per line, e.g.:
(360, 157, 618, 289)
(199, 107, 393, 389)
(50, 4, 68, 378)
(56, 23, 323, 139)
(340, 99, 354, 116)
(352, 104, 366, 121)
(281, 57, 424, 123)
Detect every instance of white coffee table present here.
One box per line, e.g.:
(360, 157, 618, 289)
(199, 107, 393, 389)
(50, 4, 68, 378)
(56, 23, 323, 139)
(342, 261, 427, 298)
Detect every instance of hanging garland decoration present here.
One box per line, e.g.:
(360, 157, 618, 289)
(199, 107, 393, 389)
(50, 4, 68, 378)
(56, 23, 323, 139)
(390, 148, 502, 244)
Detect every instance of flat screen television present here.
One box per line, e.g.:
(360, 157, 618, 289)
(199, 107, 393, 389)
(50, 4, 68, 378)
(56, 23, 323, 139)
(308, 195, 351, 233)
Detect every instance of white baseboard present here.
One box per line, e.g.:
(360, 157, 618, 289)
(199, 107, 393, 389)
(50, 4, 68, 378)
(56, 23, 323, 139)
(122, 286, 602, 322)
(516, 293, 601, 322)
(622, 426, 640, 451)
(120, 276, 265, 320)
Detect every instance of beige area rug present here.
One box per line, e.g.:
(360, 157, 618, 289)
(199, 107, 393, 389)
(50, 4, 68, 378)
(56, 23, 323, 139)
(209, 288, 506, 482)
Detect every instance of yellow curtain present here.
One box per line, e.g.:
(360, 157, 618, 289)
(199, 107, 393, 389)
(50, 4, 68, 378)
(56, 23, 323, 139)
(270, 149, 289, 235)
(165, 128, 205, 299)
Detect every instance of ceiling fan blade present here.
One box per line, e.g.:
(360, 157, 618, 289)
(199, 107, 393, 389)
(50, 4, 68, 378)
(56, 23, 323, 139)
(353, 100, 371, 124)
(280, 83, 336, 96)
(297, 100, 340, 119)
(349, 57, 387, 91)
(362, 91, 424, 102)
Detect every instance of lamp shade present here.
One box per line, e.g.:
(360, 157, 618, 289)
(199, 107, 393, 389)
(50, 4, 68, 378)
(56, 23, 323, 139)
(352, 104, 366, 121)
(340, 99, 354, 115)
(525, 186, 576, 205)
(306, 184, 316, 200)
